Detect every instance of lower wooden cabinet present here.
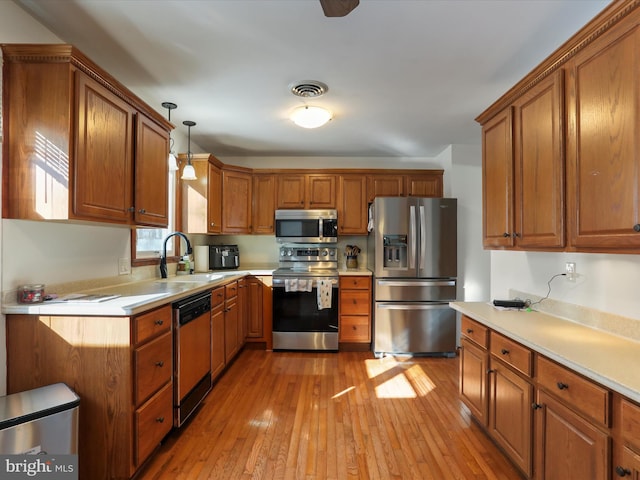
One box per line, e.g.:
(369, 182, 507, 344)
(535, 389, 609, 480)
(489, 357, 533, 476)
(211, 286, 226, 380)
(6, 304, 174, 480)
(459, 314, 622, 480)
(338, 276, 371, 344)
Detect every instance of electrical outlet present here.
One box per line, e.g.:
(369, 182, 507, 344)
(118, 257, 131, 275)
(565, 262, 576, 282)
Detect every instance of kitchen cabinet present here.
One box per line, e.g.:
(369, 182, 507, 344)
(1, 44, 172, 227)
(406, 173, 444, 197)
(179, 153, 224, 234)
(224, 280, 241, 363)
(211, 286, 226, 380)
(338, 276, 371, 344)
(613, 396, 640, 479)
(338, 175, 368, 235)
(534, 389, 609, 480)
(246, 276, 264, 339)
(6, 303, 174, 479)
(367, 174, 405, 201)
(238, 277, 248, 343)
(253, 174, 277, 234)
(488, 333, 534, 477)
(481, 107, 515, 248)
(459, 316, 490, 426)
(222, 168, 252, 233)
(565, 14, 640, 250)
(276, 174, 336, 209)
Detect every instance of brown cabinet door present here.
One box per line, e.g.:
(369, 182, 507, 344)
(459, 337, 489, 426)
(253, 174, 276, 233)
(277, 174, 306, 208)
(222, 170, 252, 233)
(566, 21, 640, 250)
(482, 107, 515, 248)
(74, 71, 134, 223)
(247, 277, 264, 338)
(535, 389, 609, 480)
(134, 114, 169, 227)
(617, 446, 640, 480)
(367, 174, 404, 202)
(237, 278, 247, 345)
(488, 358, 533, 477)
(407, 173, 443, 197)
(338, 175, 368, 234)
(211, 302, 225, 380)
(180, 157, 209, 233)
(307, 174, 336, 208)
(224, 298, 239, 363)
(208, 163, 223, 233)
(513, 71, 565, 248)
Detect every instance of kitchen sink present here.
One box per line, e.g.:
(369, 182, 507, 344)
(162, 273, 224, 283)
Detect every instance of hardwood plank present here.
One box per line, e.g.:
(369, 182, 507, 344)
(137, 350, 523, 480)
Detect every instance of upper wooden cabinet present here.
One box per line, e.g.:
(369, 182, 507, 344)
(1, 44, 172, 227)
(338, 175, 368, 235)
(222, 168, 252, 233)
(276, 174, 336, 209)
(367, 174, 405, 201)
(406, 173, 444, 197)
(566, 14, 640, 250)
(482, 72, 565, 250)
(252, 174, 276, 234)
(482, 107, 515, 249)
(477, 2, 640, 253)
(179, 154, 222, 234)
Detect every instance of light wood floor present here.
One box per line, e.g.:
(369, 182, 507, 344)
(138, 349, 522, 480)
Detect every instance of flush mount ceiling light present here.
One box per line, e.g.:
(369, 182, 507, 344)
(290, 105, 332, 129)
(289, 80, 332, 128)
(162, 101, 178, 171)
(181, 120, 197, 181)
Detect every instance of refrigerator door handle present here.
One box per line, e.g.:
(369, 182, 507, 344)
(419, 205, 426, 270)
(409, 205, 416, 268)
(376, 280, 456, 287)
(376, 303, 451, 310)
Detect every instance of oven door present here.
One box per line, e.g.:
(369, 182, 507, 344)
(272, 276, 339, 350)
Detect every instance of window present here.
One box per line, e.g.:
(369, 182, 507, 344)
(133, 168, 176, 265)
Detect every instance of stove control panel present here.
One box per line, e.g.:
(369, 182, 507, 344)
(279, 246, 336, 261)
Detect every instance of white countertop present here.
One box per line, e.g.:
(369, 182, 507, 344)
(3, 269, 274, 317)
(451, 301, 640, 404)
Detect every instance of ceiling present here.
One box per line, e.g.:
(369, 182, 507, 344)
(15, 0, 610, 159)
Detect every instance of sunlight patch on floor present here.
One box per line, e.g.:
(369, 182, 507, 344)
(332, 386, 356, 399)
(365, 357, 436, 398)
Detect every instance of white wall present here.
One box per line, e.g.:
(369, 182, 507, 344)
(492, 251, 640, 321)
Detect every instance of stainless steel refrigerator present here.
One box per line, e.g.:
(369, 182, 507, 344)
(367, 197, 457, 357)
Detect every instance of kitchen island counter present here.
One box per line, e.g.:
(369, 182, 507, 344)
(450, 301, 640, 404)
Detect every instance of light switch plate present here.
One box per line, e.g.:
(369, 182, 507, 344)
(565, 262, 576, 282)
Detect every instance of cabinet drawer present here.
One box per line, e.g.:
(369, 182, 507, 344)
(135, 382, 173, 466)
(134, 304, 172, 345)
(340, 315, 371, 342)
(621, 398, 640, 450)
(212, 286, 225, 307)
(461, 315, 488, 349)
(134, 331, 172, 406)
(340, 276, 371, 290)
(340, 290, 370, 315)
(536, 355, 610, 426)
(225, 281, 238, 299)
(490, 332, 532, 377)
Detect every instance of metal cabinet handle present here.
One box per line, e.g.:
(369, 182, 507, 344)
(501, 348, 510, 355)
(557, 382, 569, 390)
(616, 466, 631, 477)
(156, 417, 165, 423)
(138, 208, 146, 214)
(154, 319, 164, 326)
(466, 328, 473, 334)
(633, 224, 640, 232)
(128, 207, 135, 212)
(155, 361, 164, 367)
(503, 232, 510, 238)
(532, 403, 542, 410)
(486, 369, 495, 374)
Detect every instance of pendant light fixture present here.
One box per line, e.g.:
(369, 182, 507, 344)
(161, 101, 179, 171)
(181, 120, 197, 181)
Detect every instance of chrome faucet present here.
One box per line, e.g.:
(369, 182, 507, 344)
(160, 232, 193, 278)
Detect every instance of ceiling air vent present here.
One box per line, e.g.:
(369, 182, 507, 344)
(290, 81, 328, 98)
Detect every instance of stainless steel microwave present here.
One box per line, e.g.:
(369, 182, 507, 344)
(275, 209, 338, 243)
